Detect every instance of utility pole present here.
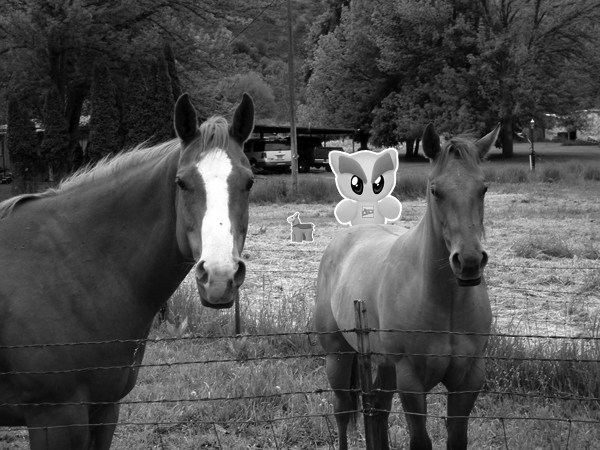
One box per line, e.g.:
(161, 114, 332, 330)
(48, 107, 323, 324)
(287, 0, 298, 196)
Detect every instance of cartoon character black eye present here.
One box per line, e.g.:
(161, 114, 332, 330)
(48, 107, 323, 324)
(373, 175, 384, 194)
(351, 175, 363, 195)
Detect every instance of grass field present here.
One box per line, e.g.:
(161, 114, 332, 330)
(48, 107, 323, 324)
(1, 141, 599, 449)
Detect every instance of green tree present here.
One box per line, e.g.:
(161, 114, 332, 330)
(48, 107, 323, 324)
(164, 43, 183, 103)
(304, 0, 600, 156)
(6, 98, 38, 185)
(150, 56, 175, 145)
(123, 63, 153, 149)
(88, 62, 120, 163)
(467, 0, 600, 156)
(303, 1, 386, 139)
(40, 86, 69, 180)
(218, 71, 276, 121)
(0, 0, 254, 167)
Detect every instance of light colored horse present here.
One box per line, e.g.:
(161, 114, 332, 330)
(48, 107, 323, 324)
(287, 211, 315, 243)
(0, 93, 255, 449)
(315, 123, 500, 450)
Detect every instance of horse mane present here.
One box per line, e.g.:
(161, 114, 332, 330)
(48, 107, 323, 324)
(0, 140, 180, 221)
(0, 116, 232, 221)
(430, 136, 484, 177)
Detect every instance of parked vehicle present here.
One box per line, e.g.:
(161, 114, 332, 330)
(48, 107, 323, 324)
(295, 136, 343, 173)
(244, 138, 291, 173)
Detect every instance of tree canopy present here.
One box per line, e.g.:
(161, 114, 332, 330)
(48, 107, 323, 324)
(304, 0, 600, 156)
(3, 0, 600, 177)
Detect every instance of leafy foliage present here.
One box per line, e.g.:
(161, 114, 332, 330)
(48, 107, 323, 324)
(40, 86, 70, 180)
(150, 56, 175, 145)
(6, 98, 38, 181)
(88, 62, 120, 163)
(304, 0, 600, 156)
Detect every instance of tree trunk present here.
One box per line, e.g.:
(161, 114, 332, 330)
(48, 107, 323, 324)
(414, 139, 420, 156)
(65, 82, 90, 171)
(358, 132, 369, 150)
(501, 119, 513, 158)
(405, 139, 414, 157)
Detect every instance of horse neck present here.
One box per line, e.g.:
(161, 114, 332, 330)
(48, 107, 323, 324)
(412, 194, 454, 280)
(52, 150, 189, 319)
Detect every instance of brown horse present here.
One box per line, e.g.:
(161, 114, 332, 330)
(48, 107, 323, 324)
(315, 123, 500, 450)
(0, 93, 255, 449)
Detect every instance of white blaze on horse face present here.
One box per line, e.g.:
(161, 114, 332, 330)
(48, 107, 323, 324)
(196, 149, 234, 272)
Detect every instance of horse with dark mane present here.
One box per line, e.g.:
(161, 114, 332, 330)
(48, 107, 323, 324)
(315, 123, 500, 450)
(0, 93, 255, 449)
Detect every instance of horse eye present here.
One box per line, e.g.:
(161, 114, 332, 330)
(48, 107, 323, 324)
(351, 175, 363, 195)
(430, 186, 440, 198)
(175, 177, 187, 190)
(372, 175, 384, 194)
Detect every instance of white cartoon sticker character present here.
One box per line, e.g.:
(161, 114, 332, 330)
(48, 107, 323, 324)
(329, 148, 402, 226)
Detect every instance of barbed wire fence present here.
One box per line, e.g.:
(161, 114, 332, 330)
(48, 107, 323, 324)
(1, 248, 599, 449)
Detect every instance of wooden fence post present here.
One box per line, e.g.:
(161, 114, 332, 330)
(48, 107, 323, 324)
(234, 291, 241, 335)
(353, 300, 380, 450)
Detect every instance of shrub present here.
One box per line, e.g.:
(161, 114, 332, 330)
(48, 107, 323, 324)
(539, 166, 562, 183)
(513, 234, 574, 259)
(583, 167, 600, 181)
(496, 167, 529, 183)
(560, 139, 598, 146)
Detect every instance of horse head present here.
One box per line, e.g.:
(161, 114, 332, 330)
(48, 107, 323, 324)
(422, 123, 500, 287)
(173, 93, 255, 308)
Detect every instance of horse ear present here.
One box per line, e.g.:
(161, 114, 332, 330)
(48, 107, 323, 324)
(421, 123, 441, 160)
(475, 123, 501, 158)
(174, 93, 198, 142)
(230, 93, 255, 143)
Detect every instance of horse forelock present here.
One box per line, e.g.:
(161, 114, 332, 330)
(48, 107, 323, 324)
(431, 136, 483, 177)
(198, 116, 231, 155)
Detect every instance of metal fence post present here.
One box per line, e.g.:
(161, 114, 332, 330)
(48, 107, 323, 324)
(353, 300, 380, 450)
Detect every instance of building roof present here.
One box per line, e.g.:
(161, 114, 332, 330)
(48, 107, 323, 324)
(252, 124, 355, 136)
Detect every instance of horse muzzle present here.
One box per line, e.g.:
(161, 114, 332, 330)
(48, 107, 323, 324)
(450, 249, 487, 288)
(455, 276, 482, 287)
(196, 279, 237, 309)
(195, 259, 246, 309)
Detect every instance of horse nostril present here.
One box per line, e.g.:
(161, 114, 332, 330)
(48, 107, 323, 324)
(480, 250, 489, 269)
(196, 260, 209, 284)
(234, 259, 246, 286)
(451, 252, 461, 271)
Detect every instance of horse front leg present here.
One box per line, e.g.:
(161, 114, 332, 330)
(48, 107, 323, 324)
(89, 403, 120, 450)
(26, 404, 91, 450)
(373, 364, 396, 450)
(396, 361, 432, 450)
(443, 357, 486, 450)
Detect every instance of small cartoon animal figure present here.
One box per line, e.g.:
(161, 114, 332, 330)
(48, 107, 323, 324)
(329, 148, 402, 226)
(287, 212, 315, 243)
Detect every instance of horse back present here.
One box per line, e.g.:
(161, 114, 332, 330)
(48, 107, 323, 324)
(315, 225, 408, 338)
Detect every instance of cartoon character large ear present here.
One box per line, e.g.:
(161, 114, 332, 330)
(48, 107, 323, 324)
(475, 123, 501, 159)
(328, 150, 346, 176)
(421, 123, 441, 160)
(377, 148, 399, 173)
(174, 93, 199, 143)
(230, 93, 255, 144)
